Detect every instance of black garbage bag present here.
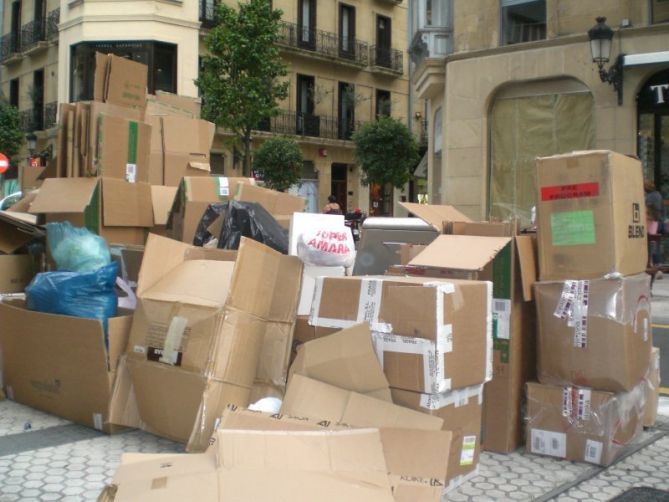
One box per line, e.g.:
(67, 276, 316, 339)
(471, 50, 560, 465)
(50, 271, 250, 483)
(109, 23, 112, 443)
(192, 203, 228, 246)
(218, 200, 288, 254)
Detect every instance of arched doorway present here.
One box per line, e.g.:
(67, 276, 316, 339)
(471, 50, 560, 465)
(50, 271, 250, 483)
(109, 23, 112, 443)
(638, 69, 669, 196)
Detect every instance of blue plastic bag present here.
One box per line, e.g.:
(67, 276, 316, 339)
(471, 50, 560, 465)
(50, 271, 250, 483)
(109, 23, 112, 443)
(47, 222, 111, 272)
(26, 262, 119, 341)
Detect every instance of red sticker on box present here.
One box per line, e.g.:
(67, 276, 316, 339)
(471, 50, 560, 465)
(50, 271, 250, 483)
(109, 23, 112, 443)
(541, 183, 599, 201)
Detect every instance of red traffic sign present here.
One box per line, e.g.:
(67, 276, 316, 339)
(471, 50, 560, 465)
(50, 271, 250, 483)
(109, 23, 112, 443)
(0, 153, 9, 175)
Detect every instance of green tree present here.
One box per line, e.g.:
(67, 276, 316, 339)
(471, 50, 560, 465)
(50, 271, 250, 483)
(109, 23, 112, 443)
(197, 0, 288, 176)
(0, 101, 24, 165)
(352, 116, 419, 188)
(253, 136, 303, 192)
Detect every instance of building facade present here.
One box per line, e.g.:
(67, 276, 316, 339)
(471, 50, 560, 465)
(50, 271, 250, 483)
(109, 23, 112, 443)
(413, 0, 669, 222)
(1, 0, 414, 214)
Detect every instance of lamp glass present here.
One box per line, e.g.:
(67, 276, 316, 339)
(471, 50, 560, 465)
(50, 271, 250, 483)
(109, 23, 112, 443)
(26, 134, 37, 153)
(590, 38, 611, 65)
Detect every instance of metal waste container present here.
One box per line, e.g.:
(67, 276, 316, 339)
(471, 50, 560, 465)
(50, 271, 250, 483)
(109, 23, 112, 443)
(352, 217, 438, 275)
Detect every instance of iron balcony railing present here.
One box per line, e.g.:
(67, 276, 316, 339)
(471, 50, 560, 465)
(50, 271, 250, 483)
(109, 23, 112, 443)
(0, 32, 21, 63)
(277, 21, 369, 66)
(20, 8, 59, 51)
(19, 102, 57, 132)
(200, 0, 217, 29)
(44, 101, 57, 129)
(370, 45, 403, 73)
(255, 110, 363, 141)
(419, 119, 428, 147)
(504, 22, 546, 45)
(46, 8, 60, 41)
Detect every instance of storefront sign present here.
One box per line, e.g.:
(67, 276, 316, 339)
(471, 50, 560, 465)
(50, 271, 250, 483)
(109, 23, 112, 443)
(650, 83, 669, 104)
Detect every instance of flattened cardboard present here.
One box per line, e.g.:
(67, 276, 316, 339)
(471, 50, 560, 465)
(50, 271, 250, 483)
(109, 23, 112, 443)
(235, 183, 305, 218)
(0, 300, 132, 432)
(282, 374, 444, 430)
(534, 273, 652, 392)
(30, 177, 98, 214)
(289, 323, 392, 401)
(151, 185, 178, 226)
(399, 202, 472, 232)
(0, 255, 34, 293)
(0, 210, 43, 254)
(94, 52, 147, 109)
(536, 150, 647, 280)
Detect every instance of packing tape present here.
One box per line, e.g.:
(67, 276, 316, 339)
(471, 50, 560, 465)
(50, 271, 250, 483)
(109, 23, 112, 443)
(418, 384, 484, 410)
(160, 316, 188, 365)
(554, 280, 589, 347)
(93, 413, 103, 431)
(445, 464, 480, 494)
(485, 281, 493, 382)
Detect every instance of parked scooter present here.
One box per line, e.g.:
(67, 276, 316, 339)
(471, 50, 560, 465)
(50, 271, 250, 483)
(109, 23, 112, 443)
(345, 208, 367, 243)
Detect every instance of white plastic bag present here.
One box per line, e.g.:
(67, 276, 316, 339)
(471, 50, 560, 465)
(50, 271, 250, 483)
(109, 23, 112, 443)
(297, 227, 355, 267)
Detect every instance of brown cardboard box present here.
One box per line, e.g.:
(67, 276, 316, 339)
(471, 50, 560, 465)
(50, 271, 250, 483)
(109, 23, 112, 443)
(0, 210, 43, 254)
(289, 323, 392, 401)
(535, 273, 652, 392)
(293, 315, 338, 345)
(282, 374, 444, 430)
(162, 116, 215, 186)
(150, 185, 178, 236)
(391, 385, 483, 487)
(309, 276, 492, 393)
(536, 150, 647, 280)
(126, 235, 302, 450)
(402, 223, 538, 453)
(93, 114, 151, 183)
(0, 300, 133, 432)
(526, 381, 645, 465)
(167, 176, 255, 244)
(0, 255, 35, 293)
(30, 177, 152, 246)
(234, 183, 305, 227)
(145, 91, 202, 119)
(644, 347, 661, 427)
(107, 428, 394, 502)
(94, 52, 147, 110)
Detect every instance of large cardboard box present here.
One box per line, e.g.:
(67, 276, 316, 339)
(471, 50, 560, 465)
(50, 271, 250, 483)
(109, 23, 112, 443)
(94, 52, 147, 110)
(644, 347, 661, 427)
(391, 385, 483, 487)
(149, 185, 178, 236)
(297, 265, 346, 316)
(401, 221, 538, 453)
(93, 113, 151, 183)
(235, 183, 305, 228)
(30, 177, 151, 245)
(145, 91, 202, 119)
(536, 150, 647, 280)
(0, 300, 132, 432)
(535, 273, 652, 392)
(309, 276, 492, 394)
(0, 255, 35, 293)
(167, 176, 255, 244)
(526, 381, 645, 466)
(126, 235, 302, 450)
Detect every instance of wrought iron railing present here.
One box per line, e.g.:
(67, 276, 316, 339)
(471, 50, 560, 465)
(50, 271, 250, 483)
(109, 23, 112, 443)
(44, 102, 57, 129)
(0, 32, 21, 63)
(21, 18, 46, 52)
(200, 0, 217, 29)
(277, 21, 369, 66)
(18, 104, 57, 132)
(419, 119, 428, 147)
(370, 45, 403, 73)
(46, 8, 60, 41)
(255, 110, 363, 141)
(504, 22, 546, 45)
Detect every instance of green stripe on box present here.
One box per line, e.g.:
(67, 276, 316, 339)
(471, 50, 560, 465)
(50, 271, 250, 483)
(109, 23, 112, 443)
(127, 121, 138, 164)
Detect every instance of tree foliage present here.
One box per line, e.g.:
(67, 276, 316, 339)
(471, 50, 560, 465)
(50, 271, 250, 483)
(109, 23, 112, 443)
(197, 0, 288, 176)
(0, 101, 24, 165)
(352, 116, 419, 188)
(253, 136, 303, 192)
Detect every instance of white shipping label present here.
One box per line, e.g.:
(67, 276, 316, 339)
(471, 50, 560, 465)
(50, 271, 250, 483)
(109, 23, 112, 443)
(562, 387, 573, 418)
(576, 389, 591, 420)
(554, 281, 577, 320)
(584, 439, 603, 464)
(356, 279, 384, 327)
(125, 163, 137, 183)
(572, 281, 590, 348)
(531, 429, 566, 458)
(218, 177, 230, 196)
(460, 435, 477, 466)
(93, 413, 103, 431)
(492, 298, 511, 340)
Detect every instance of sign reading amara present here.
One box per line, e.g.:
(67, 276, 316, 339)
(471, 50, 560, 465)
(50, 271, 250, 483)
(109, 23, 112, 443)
(650, 83, 669, 105)
(297, 228, 355, 267)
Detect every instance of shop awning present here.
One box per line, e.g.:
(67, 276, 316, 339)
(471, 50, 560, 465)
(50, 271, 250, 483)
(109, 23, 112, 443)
(623, 51, 669, 67)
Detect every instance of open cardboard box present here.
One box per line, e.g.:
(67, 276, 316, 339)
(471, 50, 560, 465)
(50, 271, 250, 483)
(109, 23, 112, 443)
(0, 210, 43, 293)
(94, 52, 147, 110)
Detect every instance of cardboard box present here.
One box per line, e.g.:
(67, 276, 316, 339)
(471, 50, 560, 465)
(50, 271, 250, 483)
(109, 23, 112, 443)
(0, 210, 44, 254)
(94, 113, 151, 183)
(282, 374, 444, 430)
(30, 177, 152, 246)
(535, 273, 652, 392)
(298, 265, 345, 316)
(402, 222, 538, 453)
(391, 385, 483, 485)
(289, 323, 392, 401)
(126, 235, 302, 450)
(107, 428, 394, 502)
(146, 91, 202, 119)
(0, 255, 35, 293)
(167, 176, 255, 244)
(214, 406, 453, 502)
(235, 183, 304, 229)
(293, 315, 338, 345)
(94, 52, 147, 110)
(150, 185, 178, 236)
(309, 276, 492, 393)
(0, 300, 132, 432)
(536, 150, 647, 280)
(526, 381, 645, 465)
(644, 347, 661, 427)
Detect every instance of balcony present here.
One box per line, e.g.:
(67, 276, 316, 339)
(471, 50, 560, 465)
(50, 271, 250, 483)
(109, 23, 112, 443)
(18, 102, 57, 132)
(276, 21, 369, 68)
(0, 33, 22, 65)
(254, 110, 364, 142)
(504, 21, 546, 45)
(200, 1, 217, 29)
(370, 45, 403, 75)
(419, 119, 428, 148)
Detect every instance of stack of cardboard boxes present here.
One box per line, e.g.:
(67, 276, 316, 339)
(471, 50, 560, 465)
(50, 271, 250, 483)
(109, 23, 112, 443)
(527, 150, 653, 466)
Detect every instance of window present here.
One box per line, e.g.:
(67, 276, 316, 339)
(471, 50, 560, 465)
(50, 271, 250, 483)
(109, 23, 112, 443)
(9, 78, 19, 108)
(501, 0, 546, 45)
(33, 69, 44, 130)
(70, 41, 177, 102)
(10, 1, 21, 52)
(339, 4, 355, 58)
(296, 74, 319, 136)
(200, 0, 218, 28)
(376, 15, 392, 67)
(652, 0, 669, 24)
(338, 81, 355, 140)
(425, 0, 448, 27)
(298, 0, 316, 49)
(376, 89, 391, 117)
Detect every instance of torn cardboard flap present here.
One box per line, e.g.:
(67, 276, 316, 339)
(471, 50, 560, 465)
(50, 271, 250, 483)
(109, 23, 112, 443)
(151, 185, 178, 226)
(0, 211, 43, 254)
(29, 177, 98, 214)
(408, 234, 512, 272)
(399, 202, 472, 232)
(289, 323, 392, 401)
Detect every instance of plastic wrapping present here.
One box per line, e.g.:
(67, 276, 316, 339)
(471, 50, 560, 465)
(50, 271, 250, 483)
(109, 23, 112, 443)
(192, 203, 227, 247)
(297, 227, 355, 267)
(25, 262, 119, 340)
(218, 200, 288, 254)
(47, 222, 111, 272)
(643, 347, 661, 427)
(534, 273, 652, 393)
(526, 381, 645, 466)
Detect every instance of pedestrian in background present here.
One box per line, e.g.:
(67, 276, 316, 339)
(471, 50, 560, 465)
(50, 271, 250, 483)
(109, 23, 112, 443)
(645, 180, 664, 276)
(323, 195, 342, 215)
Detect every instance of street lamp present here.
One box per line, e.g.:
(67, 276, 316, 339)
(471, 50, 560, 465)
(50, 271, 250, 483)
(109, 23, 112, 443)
(25, 132, 37, 155)
(587, 16, 624, 105)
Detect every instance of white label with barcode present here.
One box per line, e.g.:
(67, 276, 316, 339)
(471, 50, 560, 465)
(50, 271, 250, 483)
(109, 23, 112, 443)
(530, 429, 566, 458)
(460, 435, 477, 466)
(125, 163, 137, 183)
(493, 298, 511, 340)
(584, 439, 603, 464)
(218, 177, 230, 196)
(577, 389, 591, 420)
